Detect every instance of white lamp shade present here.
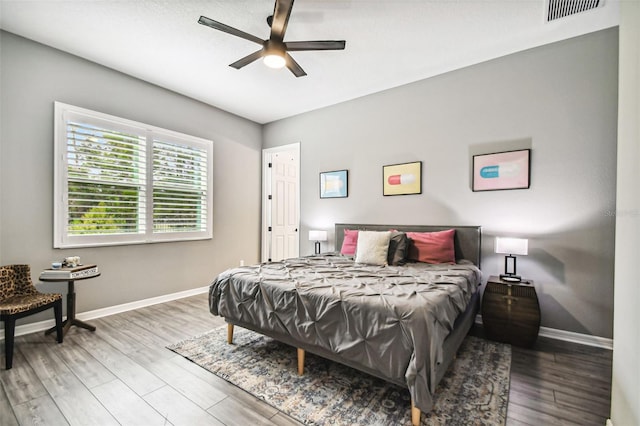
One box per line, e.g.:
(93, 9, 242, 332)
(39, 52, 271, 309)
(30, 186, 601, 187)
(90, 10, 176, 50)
(309, 230, 328, 242)
(495, 237, 528, 255)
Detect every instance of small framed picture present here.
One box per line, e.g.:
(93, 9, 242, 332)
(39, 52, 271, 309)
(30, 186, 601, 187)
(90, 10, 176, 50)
(320, 169, 348, 198)
(383, 161, 422, 196)
(472, 149, 531, 191)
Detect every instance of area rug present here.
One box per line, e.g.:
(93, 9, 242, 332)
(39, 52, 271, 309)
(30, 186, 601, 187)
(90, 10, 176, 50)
(168, 326, 510, 425)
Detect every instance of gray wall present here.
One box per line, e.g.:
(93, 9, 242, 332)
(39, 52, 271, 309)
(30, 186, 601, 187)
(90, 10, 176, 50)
(0, 28, 619, 339)
(263, 28, 618, 339)
(0, 31, 263, 321)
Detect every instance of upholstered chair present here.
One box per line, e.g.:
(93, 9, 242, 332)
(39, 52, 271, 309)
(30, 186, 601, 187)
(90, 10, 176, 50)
(0, 264, 63, 369)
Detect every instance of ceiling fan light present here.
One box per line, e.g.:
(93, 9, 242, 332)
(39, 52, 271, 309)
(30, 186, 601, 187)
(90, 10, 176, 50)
(264, 53, 286, 69)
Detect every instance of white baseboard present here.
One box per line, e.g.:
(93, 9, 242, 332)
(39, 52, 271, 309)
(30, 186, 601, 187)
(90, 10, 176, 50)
(538, 325, 613, 350)
(606, 418, 613, 426)
(0, 286, 209, 340)
(475, 315, 613, 350)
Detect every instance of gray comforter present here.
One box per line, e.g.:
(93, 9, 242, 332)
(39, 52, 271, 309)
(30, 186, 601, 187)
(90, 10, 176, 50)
(209, 254, 481, 412)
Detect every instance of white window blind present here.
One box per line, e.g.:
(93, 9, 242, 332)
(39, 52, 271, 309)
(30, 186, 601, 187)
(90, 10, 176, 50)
(54, 102, 213, 248)
(66, 120, 147, 236)
(152, 138, 209, 233)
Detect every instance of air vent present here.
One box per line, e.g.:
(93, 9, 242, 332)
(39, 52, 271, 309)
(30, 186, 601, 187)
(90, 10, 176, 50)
(547, 0, 601, 21)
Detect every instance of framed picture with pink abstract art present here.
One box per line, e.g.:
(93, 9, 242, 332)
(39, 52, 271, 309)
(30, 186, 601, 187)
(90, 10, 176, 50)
(473, 149, 531, 192)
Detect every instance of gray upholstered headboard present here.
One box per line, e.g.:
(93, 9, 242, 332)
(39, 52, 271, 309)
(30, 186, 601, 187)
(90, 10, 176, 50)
(334, 223, 482, 268)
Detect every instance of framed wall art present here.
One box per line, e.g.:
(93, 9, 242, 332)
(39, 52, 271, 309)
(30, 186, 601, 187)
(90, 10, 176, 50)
(472, 149, 531, 191)
(383, 161, 422, 196)
(320, 169, 348, 198)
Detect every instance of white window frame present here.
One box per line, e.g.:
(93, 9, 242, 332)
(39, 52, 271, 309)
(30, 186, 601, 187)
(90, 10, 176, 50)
(54, 102, 213, 248)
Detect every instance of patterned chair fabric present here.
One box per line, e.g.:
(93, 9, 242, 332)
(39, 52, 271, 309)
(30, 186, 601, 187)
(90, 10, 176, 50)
(0, 265, 62, 315)
(0, 264, 63, 369)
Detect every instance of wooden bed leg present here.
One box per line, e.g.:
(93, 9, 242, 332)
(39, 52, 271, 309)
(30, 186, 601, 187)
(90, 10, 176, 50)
(227, 324, 234, 344)
(297, 348, 305, 375)
(411, 400, 421, 426)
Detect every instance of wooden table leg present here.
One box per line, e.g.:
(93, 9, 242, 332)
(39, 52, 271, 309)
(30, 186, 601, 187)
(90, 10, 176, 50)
(411, 400, 421, 426)
(227, 323, 234, 344)
(297, 348, 305, 375)
(45, 279, 95, 336)
(70, 318, 96, 332)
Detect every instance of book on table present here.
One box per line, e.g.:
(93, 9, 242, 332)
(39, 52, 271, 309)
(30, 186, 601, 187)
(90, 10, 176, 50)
(40, 264, 99, 280)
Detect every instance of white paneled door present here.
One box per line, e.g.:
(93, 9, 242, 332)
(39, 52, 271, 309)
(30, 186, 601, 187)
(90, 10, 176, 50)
(262, 143, 300, 262)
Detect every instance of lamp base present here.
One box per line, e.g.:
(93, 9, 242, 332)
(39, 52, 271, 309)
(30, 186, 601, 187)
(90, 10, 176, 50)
(500, 274, 522, 283)
(314, 241, 321, 255)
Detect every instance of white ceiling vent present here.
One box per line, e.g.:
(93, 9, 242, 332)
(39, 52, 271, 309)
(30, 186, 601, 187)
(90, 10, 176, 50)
(546, 0, 602, 21)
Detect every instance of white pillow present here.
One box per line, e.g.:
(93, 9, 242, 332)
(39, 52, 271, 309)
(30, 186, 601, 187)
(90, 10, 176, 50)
(355, 231, 391, 266)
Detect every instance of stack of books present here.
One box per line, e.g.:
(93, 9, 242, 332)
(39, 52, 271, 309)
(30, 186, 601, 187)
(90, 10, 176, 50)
(40, 264, 99, 280)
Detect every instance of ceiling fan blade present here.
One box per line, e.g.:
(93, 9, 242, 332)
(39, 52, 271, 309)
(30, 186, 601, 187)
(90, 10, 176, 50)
(285, 53, 307, 77)
(285, 40, 346, 51)
(198, 16, 264, 45)
(229, 49, 264, 69)
(270, 0, 294, 40)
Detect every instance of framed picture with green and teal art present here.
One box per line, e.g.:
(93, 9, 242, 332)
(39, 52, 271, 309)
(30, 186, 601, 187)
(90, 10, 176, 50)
(320, 169, 348, 198)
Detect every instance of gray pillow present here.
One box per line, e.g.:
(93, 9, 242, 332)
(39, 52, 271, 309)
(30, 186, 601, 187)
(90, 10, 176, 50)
(388, 231, 409, 266)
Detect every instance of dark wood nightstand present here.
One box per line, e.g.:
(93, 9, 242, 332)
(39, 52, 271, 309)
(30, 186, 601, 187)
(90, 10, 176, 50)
(481, 275, 541, 347)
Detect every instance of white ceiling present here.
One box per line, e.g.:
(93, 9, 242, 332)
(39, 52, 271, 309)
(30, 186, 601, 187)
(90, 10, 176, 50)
(0, 0, 619, 124)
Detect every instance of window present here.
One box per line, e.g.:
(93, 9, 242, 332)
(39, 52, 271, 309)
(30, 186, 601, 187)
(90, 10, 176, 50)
(54, 102, 213, 248)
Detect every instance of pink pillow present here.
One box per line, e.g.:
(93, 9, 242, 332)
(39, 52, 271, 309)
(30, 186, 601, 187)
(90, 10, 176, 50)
(340, 229, 359, 255)
(406, 229, 456, 264)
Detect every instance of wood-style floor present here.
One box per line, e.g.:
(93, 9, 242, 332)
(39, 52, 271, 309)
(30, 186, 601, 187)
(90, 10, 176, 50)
(1, 293, 612, 425)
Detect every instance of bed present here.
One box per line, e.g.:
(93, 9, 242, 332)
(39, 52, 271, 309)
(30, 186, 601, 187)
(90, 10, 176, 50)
(209, 223, 482, 425)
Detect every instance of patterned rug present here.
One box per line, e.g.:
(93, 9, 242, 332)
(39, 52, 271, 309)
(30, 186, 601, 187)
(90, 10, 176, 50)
(168, 326, 510, 425)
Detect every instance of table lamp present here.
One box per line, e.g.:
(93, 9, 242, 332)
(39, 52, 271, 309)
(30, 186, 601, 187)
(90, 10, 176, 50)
(309, 230, 328, 255)
(495, 237, 528, 282)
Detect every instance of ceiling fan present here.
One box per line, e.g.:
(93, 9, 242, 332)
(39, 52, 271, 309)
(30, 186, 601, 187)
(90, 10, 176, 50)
(198, 0, 346, 77)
